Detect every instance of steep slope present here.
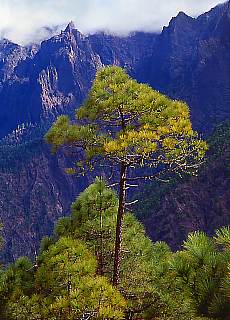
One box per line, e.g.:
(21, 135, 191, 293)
(0, 136, 92, 262)
(142, 123, 230, 249)
(0, 2, 230, 137)
(0, 24, 102, 137)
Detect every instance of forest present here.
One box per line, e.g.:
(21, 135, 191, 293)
(0, 66, 229, 320)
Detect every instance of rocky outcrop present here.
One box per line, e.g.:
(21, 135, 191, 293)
(0, 24, 103, 137)
(0, 25, 156, 138)
(0, 39, 35, 83)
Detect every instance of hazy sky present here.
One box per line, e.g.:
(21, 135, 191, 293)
(0, 0, 226, 45)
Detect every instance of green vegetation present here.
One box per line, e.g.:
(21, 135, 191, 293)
(46, 66, 207, 286)
(54, 178, 158, 317)
(0, 225, 125, 319)
(0, 122, 50, 173)
(207, 121, 230, 160)
(0, 180, 230, 319)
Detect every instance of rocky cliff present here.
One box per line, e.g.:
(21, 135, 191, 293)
(0, 136, 92, 262)
(138, 1, 230, 133)
(0, 25, 156, 138)
(1, 2, 230, 137)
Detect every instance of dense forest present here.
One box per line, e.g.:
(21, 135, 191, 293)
(0, 66, 229, 320)
(1, 179, 230, 319)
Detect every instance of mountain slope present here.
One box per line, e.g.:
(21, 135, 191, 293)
(0, 26, 156, 138)
(142, 123, 230, 249)
(0, 137, 91, 262)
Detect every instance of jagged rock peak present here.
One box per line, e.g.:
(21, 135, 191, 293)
(165, 11, 195, 33)
(198, 0, 230, 20)
(65, 21, 76, 33)
(170, 11, 195, 25)
(0, 38, 12, 44)
(177, 11, 191, 18)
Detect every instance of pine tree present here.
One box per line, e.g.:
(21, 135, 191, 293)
(0, 256, 34, 319)
(7, 237, 126, 320)
(54, 179, 176, 318)
(169, 230, 230, 319)
(46, 66, 207, 286)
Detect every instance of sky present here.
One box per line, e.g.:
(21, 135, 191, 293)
(0, 0, 226, 45)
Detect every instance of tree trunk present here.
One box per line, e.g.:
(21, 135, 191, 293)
(97, 177, 104, 276)
(113, 162, 127, 286)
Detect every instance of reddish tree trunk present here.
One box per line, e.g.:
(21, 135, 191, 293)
(113, 162, 127, 286)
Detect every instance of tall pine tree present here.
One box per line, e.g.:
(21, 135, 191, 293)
(46, 66, 207, 286)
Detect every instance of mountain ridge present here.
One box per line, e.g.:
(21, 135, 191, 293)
(0, 1, 230, 137)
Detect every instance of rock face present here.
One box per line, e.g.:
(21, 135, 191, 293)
(0, 2, 230, 261)
(0, 25, 101, 137)
(0, 25, 156, 138)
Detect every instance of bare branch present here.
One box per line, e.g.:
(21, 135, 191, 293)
(125, 200, 139, 206)
(107, 182, 119, 188)
(126, 183, 139, 187)
(125, 169, 169, 182)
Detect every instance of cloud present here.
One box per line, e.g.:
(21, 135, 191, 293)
(0, 0, 226, 45)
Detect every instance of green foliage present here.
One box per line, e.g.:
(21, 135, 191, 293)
(215, 227, 230, 250)
(133, 121, 230, 222)
(207, 121, 230, 159)
(55, 178, 158, 318)
(45, 65, 208, 294)
(167, 230, 230, 319)
(46, 66, 207, 178)
(1, 179, 230, 319)
(46, 65, 207, 291)
(4, 237, 125, 320)
(0, 256, 34, 319)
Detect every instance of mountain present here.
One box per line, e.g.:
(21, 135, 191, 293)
(0, 130, 91, 262)
(0, 2, 230, 262)
(0, 25, 156, 138)
(137, 1, 230, 133)
(0, 2, 230, 137)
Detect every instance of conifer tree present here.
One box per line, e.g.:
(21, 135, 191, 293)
(169, 229, 230, 319)
(6, 237, 125, 320)
(55, 179, 158, 318)
(46, 66, 207, 286)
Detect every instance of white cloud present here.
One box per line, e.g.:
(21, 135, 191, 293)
(0, 0, 226, 45)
